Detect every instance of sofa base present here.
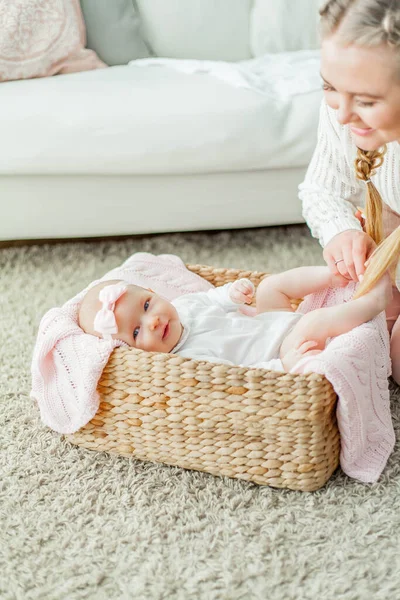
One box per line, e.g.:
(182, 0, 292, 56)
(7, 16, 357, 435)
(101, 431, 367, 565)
(0, 168, 305, 241)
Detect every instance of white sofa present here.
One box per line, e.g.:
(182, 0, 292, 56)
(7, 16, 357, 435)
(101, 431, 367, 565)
(0, 0, 322, 241)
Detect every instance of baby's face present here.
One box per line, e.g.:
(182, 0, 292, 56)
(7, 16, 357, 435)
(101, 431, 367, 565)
(112, 285, 182, 353)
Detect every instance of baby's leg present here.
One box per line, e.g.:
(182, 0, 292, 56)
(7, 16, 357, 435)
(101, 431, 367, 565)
(390, 317, 400, 385)
(280, 273, 392, 359)
(386, 288, 400, 334)
(256, 266, 345, 314)
(386, 288, 400, 385)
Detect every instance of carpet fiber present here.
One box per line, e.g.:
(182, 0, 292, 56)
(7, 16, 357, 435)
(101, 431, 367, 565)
(2, 225, 400, 600)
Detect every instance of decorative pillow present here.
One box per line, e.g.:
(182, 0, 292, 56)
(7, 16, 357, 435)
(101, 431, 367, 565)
(80, 0, 151, 66)
(135, 0, 252, 61)
(0, 0, 106, 82)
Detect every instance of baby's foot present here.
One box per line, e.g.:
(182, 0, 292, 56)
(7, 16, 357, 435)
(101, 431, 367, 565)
(281, 340, 322, 372)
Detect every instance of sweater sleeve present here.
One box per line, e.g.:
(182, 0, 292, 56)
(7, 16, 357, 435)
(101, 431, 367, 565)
(299, 100, 364, 248)
(188, 282, 240, 312)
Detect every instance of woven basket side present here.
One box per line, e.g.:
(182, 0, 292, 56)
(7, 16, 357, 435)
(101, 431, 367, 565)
(66, 347, 340, 492)
(186, 264, 269, 288)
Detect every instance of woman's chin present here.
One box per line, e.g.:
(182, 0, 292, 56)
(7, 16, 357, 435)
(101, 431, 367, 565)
(352, 135, 382, 152)
(352, 131, 399, 151)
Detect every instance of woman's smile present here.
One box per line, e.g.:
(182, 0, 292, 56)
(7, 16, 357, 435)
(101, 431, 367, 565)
(321, 37, 400, 150)
(350, 126, 375, 137)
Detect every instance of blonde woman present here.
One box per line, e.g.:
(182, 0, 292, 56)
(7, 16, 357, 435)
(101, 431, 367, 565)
(299, 0, 400, 384)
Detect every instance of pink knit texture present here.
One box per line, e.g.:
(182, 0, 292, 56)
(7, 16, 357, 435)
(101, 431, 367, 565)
(294, 283, 394, 483)
(0, 0, 106, 82)
(31, 253, 212, 434)
(31, 255, 394, 483)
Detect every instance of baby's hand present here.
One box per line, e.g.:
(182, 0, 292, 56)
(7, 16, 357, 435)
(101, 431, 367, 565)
(281, 340, 321, 372)
(329, 272, 351, 288)
(229, 278, 255, 305)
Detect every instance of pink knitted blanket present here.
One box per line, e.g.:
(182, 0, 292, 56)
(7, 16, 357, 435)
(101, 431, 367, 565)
(295, 284, 394, 483)
(30, 253, 395, 483)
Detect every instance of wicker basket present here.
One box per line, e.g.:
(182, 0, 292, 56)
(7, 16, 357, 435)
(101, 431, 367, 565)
(66, 265, 340, 492)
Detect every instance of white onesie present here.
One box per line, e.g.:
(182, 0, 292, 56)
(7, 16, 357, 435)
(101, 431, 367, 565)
(171, 283, 302, 372)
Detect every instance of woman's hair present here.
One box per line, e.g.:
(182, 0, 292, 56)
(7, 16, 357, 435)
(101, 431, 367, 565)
(354, 147, 386, 245)
(319, 0, 400, 48)
(320, 0, 400, 296)
(354, 227, 400, 298)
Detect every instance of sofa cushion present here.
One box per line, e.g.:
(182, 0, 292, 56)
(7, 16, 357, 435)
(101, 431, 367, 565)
(0, 60, 322, 175)
(250, 0, 320, 56)
(0, 0, 105, 82)
(80, 0, 151, 66)
(136, 0, 252, 61)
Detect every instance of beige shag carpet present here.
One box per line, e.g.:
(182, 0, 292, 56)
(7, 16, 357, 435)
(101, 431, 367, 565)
(1, 225, 400, 600)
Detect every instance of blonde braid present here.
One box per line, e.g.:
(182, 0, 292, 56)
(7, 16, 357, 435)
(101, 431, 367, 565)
(351, 146, 400, 299)
(354, 147, 387, 245)
(382, 6, 400, 47)
(353, 145, 400, 299)
(320, 0, 400, 49)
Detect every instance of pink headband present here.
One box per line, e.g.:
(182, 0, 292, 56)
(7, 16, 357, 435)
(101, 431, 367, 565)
(93, 282, 127, 340)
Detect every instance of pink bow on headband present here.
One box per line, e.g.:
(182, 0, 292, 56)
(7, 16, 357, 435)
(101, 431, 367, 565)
(93, 282, 127, 340)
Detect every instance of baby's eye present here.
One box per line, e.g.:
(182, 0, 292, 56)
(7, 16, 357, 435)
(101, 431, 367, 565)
(133, 327, 140, 340)
(144, 299, 150, 311)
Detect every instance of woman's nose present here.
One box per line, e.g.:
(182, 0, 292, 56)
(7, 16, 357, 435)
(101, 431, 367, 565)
(337, 97, 355, 125)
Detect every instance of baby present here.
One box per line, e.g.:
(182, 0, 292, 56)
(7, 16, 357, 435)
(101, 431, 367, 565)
(78, 266, 392, 372)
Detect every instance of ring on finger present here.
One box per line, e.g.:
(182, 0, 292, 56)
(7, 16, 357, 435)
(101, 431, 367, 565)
(334, 259, 345, 265)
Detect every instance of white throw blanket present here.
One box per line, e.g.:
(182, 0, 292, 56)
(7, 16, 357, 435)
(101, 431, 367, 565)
(129, 50, 322, 102)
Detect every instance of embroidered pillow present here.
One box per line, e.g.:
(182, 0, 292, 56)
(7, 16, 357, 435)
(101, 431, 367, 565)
(0, 0, 106, 82)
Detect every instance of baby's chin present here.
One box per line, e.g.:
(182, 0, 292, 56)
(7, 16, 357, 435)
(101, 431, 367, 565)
(158, 323, 182, 354)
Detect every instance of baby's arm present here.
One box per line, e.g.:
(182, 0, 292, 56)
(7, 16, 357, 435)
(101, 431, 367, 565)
(256, 266, 346, 313)
(202, 279, 255, 312)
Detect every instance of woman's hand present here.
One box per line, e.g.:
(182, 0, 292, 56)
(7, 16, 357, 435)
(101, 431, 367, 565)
(323, 229, 376, 283)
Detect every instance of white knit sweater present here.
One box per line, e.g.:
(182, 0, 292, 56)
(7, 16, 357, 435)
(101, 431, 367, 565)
(299, 100, 400, 248)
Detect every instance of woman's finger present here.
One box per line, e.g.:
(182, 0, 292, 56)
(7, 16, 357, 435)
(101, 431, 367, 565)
(325, 254, 349, 283)
(365, 240, 377, 262)
(353, 238, 369, 279)
(323, 247, 352, 284)
(340, 244, 358, 281)
(324, 250, 341, 276)
(328, 258, 350, 285)
(335, 258, 353, 281)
